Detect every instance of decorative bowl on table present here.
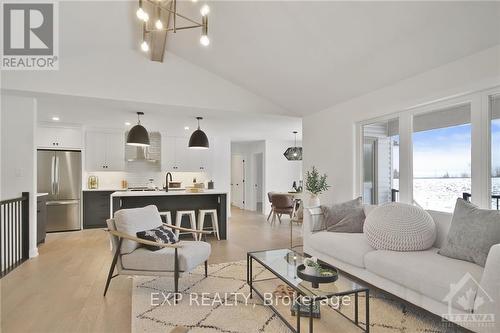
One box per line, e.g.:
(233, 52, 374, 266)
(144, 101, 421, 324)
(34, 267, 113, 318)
(297, 263, 338, 289)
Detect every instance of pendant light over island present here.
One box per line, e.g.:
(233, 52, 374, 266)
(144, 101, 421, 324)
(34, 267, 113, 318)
(188, 116, 209, 149)
(126, 112, 150, 147)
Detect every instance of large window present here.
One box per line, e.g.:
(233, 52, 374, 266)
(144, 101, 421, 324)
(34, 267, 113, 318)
(491, 95, 500, 209)
(412, 104, 471, 212)
(362, 119, 399, 204)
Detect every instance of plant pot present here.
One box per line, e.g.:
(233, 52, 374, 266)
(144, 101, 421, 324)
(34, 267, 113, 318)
(309, 195, 320, 207)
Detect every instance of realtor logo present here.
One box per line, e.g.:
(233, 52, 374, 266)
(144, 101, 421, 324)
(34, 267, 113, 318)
(1, 1, 59, 70)
(442, 272, 495, 329)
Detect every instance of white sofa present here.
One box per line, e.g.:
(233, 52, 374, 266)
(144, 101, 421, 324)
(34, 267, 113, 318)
(303, 207, 500, 333)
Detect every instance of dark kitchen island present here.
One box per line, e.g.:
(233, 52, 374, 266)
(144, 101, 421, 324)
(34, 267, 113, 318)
(110, 190, 228, 240)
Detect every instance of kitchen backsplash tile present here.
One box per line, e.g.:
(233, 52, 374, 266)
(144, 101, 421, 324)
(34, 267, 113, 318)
(83, 171, 208, 190)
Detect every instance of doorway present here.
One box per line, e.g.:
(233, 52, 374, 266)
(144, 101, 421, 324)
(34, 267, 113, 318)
(253, 153, 264, 213)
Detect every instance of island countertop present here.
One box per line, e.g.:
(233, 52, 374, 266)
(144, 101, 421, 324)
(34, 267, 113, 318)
(110, 190, 228, 197)
(110, 190, 228, 239)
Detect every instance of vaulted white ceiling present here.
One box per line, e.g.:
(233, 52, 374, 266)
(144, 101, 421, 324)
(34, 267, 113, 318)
(2, 1, 500, 117)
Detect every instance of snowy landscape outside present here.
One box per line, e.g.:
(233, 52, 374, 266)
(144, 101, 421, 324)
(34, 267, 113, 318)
(391, 118, 500, 212)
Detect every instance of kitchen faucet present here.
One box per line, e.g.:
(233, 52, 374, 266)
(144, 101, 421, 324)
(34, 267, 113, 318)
(165, 172, 173, 192)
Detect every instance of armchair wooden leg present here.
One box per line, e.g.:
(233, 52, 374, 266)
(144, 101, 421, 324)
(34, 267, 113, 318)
(174, 248, 179, 304)
(204, 260, 208, 277)
(267, 208, 273, 221)
(104, 238, 122, 296)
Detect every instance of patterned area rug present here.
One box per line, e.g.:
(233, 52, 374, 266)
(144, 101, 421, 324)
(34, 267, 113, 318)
(132, 261, 465, 333)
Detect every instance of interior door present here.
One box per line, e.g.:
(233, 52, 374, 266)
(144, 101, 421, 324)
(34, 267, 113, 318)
(231, 155, 245, 208)
(56, 151, 81, 200)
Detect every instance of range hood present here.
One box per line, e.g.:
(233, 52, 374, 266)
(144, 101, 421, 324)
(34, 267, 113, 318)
(125, 131, 161, 163)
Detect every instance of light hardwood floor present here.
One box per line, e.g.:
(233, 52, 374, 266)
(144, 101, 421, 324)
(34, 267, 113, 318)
(1, 207, 302, 333)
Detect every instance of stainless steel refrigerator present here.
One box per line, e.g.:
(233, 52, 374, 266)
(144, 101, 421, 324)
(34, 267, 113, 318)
(37, 150, 82, 232)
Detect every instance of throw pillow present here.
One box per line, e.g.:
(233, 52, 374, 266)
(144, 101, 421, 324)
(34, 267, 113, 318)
(322, 197, 365, 233)
(364, 202, 436, 251)
(438, 199, 500, 267)
(136, 225, 178, 251)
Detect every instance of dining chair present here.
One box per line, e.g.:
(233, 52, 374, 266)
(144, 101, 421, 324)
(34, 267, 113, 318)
(267, 192, 275, 221)
(270, 194, 294, 225)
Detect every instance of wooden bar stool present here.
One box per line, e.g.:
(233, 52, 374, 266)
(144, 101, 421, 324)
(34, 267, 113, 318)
(175, 210, 197, 240)
(159, 211, 172, 224)
(198, 209, 220, 241)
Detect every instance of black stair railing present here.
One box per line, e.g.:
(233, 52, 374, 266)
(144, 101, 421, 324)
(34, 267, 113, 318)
(0, 192, 30, 278)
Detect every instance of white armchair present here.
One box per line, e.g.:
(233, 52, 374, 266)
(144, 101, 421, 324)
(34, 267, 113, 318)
(103, 205, 211, 301)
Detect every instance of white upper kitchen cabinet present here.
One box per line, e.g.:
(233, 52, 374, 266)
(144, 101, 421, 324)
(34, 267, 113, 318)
(85, 131, 125, 171)
(162, 136, 213, 172)
(37, 125, 83, 149)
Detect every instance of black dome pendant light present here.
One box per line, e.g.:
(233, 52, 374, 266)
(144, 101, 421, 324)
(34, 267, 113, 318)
(126, 112, 150, 147)
(284, 131, 302, 161)
(188, 116, 209, 149)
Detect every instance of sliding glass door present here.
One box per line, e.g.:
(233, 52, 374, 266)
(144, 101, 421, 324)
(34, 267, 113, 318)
(362, 119, 399, 204)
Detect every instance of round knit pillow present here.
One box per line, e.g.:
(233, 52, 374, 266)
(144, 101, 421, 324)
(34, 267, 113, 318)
(363, 202, 436, 251)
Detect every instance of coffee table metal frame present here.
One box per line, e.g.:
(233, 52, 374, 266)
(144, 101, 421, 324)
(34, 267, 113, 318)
(247, 249, 370, 333)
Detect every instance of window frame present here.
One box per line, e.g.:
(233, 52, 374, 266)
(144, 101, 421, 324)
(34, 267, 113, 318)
(356, 85, 500, 210)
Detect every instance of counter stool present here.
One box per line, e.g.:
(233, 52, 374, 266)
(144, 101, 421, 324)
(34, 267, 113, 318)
(198, 209, 220, 241)
(175, 210, 197, 240)
(159, 211, 172, 224)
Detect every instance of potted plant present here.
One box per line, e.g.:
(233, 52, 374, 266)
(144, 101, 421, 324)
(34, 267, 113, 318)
(305, 166, 330, 207)
(303, 257, 320, 275)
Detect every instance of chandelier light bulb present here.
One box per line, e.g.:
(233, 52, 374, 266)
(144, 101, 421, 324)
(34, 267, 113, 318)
(136, 7, 145, 20)
(200, 35, 210, 46)
(142, 12, 149, 22)
(192, 0, 198, 2)
(155, 19, 163, 30)
(141, 40, 149, 52)
(200, 5, 210, 16)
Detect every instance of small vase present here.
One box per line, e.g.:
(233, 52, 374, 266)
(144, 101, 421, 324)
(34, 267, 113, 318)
(309, 195, 320, 207)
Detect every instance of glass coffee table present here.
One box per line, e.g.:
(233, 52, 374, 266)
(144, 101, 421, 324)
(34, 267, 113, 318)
(247, 249, 370, 333)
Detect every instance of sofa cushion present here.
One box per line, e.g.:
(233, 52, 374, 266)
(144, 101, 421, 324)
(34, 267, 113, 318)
(121, 241, 211, 272)
(114, 205, 163, 254)
(364, 248, 484, 311)
(426, 210, 452, 248)
(322, 197, 365, 233)
(439, 199, 500, 266)
(309, 231, 375, 268)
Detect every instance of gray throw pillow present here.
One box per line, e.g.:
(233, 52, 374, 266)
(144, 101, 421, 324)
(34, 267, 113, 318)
(438, 199, 500, 267)
(322, 197, 365, 233)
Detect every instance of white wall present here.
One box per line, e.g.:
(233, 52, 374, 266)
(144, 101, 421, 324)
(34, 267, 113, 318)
(2, 51, 286, 116)
(303, 45, 500, 206)
(264, 140, 303, 214)
(1, 94, 38, 258)
(210, 136, 232, 218)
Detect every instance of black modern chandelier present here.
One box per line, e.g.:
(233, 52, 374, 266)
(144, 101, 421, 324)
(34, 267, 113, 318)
(283, 131, 302, 161)
(136, 0, 210, 61)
